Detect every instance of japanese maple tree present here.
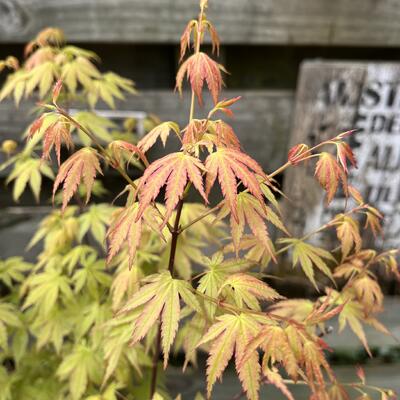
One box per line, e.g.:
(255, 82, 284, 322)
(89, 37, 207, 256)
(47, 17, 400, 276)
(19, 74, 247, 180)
(0, 1, 399, 400)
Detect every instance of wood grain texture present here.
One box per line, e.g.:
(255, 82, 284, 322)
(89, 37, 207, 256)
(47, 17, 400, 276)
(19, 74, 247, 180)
(1, 0, 400, 46)
(0, 89, 294, 172)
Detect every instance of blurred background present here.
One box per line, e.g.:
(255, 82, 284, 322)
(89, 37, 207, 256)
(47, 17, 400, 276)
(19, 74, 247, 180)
(0, 0, 399, 398)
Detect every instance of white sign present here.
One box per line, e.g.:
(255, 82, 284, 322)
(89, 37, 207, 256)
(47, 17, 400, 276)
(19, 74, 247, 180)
(286, 61, 400, 249)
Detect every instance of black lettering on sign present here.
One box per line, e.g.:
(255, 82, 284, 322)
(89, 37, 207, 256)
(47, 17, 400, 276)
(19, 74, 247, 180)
(365, 185, 392, 203)
(319, 80, 358, 107)
(361, 82, 382, 108)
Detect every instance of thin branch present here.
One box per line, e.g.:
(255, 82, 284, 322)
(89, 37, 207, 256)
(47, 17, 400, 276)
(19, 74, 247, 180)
(149, 3, 206, 396)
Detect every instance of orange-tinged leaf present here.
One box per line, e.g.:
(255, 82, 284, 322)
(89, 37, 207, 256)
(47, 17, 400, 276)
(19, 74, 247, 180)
(348, 185, 364, 205)
(198, 313, 262, 400)
(137, 152, 207, 224)
(204, 21, 220, 56)
(108, 140, 148, 167)
(176, 52, 226, 105)
(364, 206, 383, 237)
(288, 144, 311, 165)
(209, 97, 241, 119)
(220, 273, 283, 310)
(315, 152, 347, 204)
(336, 141, 357, 174)
(53, 147, 102, 210)
(29, 118, 73, 165)
(264, 367, 295, 400)
(182, 119, 208, 147)
(180, 20, 198, 61)
(353, 276, 383, 313)
(209, 120, 241, 149)
(118, 271, 200, 368)
(205, 148, 265, 222)
(52, 78, 63, 103)
(334, 215, 362, 259)
(137, 121, 181, 153)
(243, 324, 334, 397)
(106, 204, 143, 269)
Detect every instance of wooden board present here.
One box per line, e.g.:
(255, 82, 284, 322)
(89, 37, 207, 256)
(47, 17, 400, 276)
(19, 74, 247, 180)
(0, 89, 294, 172)
(1, 0, 400, 46)
(284, 60, 400, 249)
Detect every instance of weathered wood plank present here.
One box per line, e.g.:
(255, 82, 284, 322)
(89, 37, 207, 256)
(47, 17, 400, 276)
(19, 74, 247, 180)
(0, 90, 294, 171)
(1, 0, 400, 47)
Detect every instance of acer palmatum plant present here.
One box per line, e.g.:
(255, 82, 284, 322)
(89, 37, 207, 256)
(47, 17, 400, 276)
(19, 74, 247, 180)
(0, 1, 399, 400)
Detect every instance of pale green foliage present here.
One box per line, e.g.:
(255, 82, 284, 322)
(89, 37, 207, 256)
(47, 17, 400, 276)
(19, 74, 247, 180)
(0, 27, 137, 202)
(6, 156, 54, 201)
(0, 200, 226, 399)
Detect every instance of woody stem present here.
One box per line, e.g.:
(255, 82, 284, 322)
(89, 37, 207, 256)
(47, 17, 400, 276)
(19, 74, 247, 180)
(150, 3, 205, 396)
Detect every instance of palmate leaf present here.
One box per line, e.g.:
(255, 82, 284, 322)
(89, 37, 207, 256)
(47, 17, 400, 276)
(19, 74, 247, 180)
(264, 367, 295, 400)
(53, 147, 102, 210)
(279, 238, 336, 290)
(330, 289, 388, 356)
(118, 271, 200, 368)
(182, 119, 208, 148)
(0, 302, 22, 351)
(137, 152, 208, 224)
(6, 157, 54, 202)
(364, 206, 384, 237)
(28, 114, 73, 165)
(315, 152, 348, 204)
(87, 72, 137, 109)
(205, 148, 266, 222)
(22, 268, 75, 317)
(102, 310, 149, 384)
(335, 141, 357, 174)
(108, 140, 148, 169)
(176, 52, 226, 105)
(78, 203, 115, 246)
(333, 215, 362, 259)
(220, 273, 283, 310)
(72, 254, 111, 299)
(198, 313, 263, 400)
(207, 120, 241, 149)
(243, 324, 335, 398)
(137, 121, 181, 153)
(180, 20, 198, 61)
(57, 344, 103, 400)
(197, 253, 253, 319)
(219, 192, 287, 257)
(0, 257, 32, 288)
(61, 56, 101, 95)
(106, 204, 143, 268)
(110, 262, 143, 311)
(353, 275, 383, 313)
(288, 143, 311, 165)
(28, 206, 79, 255)
(31, 305, 74, 353)
(224, 235, 273, 265)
